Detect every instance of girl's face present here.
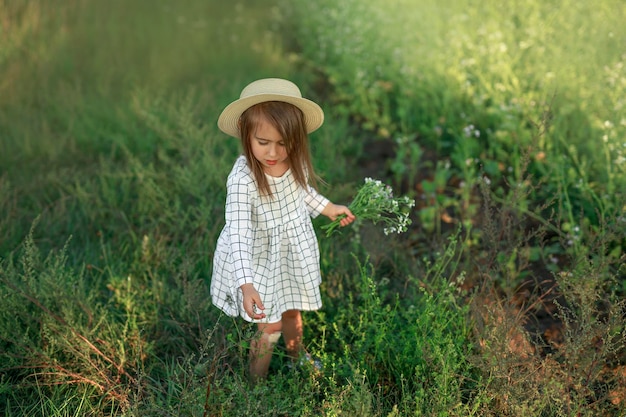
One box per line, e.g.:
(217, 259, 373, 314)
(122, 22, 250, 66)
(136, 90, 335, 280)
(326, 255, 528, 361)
(250, 116, 289, 176)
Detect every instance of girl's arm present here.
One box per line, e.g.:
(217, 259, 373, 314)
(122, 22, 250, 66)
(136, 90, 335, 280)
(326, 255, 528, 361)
(225, 174, 256, 288)
(321, 202, 356, 227)
(227, 175, 268, 320)
(305, 185, 355, 226)
(240, 283, 266, 320)
(304, 185, 330, 217)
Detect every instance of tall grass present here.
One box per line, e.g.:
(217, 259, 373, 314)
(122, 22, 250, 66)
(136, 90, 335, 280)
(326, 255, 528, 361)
(0, 0, 291, 254)
(286, 0, 626, 227)
(0, 0, 295, 414)
(284, 0, 626, 415)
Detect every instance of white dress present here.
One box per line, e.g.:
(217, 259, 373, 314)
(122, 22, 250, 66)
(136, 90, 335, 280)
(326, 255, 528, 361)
(210, 156, 330, 323)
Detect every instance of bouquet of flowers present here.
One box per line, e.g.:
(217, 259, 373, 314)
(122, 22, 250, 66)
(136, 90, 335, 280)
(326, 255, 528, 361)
(323, 177, 415, 237)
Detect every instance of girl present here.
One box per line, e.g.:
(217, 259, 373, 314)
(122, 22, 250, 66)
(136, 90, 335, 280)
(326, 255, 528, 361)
(211, 78, 355, 382)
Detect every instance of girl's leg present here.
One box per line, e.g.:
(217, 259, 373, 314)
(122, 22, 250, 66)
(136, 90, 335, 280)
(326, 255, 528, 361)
(281, 309, 303, 359)
(249, 321, 282, 383)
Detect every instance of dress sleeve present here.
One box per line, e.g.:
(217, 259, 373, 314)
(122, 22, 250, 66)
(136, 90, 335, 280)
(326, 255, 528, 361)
(225, 173, 255, 288)
(304, 185, 330, 218)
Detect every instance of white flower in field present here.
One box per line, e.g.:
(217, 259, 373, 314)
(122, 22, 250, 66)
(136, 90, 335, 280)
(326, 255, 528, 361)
(395, 135, 409, 145)
(463, 124, 480, 138)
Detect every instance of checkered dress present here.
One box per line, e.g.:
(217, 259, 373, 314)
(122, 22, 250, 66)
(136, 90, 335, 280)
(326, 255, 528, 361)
(210, 156, 330, 323)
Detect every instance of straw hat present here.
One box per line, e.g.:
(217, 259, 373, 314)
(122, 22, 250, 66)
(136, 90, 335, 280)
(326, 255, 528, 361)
(217, 78, 324, 138)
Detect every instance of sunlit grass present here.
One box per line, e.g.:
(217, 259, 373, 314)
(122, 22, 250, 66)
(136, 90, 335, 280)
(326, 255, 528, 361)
(0, 0, 289, 173)
(287, 0, 626, 196)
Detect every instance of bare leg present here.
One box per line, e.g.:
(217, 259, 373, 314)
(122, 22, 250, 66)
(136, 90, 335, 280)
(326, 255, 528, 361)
(281, 310, 303, 359)
(249, 321, 282, 383)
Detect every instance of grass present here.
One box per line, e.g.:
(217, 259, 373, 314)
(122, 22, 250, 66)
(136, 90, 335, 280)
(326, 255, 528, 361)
(1, 0, 625, 415)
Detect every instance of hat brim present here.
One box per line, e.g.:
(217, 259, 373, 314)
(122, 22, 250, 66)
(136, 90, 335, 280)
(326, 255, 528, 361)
(217, 93, 324, 139)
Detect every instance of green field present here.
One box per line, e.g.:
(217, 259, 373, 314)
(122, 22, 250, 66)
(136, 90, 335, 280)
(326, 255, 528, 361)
(1, 0, 625, 415)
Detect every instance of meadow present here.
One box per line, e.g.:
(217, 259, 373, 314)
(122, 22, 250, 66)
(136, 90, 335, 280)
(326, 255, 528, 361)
(1, 0, 625, 416)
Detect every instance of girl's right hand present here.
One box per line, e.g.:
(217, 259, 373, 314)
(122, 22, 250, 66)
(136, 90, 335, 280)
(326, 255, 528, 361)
(240, 283, 266, 320)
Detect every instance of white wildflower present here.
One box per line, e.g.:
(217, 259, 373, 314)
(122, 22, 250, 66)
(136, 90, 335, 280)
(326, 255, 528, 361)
(323, 178, 416, 237)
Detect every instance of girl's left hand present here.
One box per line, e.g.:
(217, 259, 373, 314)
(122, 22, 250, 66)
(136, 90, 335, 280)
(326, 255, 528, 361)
(322, 203, 356, 227)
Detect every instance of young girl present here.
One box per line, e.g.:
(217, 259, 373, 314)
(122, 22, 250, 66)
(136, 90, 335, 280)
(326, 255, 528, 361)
(210, 78, 355, 382)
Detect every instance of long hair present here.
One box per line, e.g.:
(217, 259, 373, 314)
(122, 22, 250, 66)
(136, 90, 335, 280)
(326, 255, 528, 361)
(239, 101, 320, 197)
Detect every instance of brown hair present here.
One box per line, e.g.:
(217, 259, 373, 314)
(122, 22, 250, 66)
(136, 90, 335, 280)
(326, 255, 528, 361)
(239, 101, 320, 197)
